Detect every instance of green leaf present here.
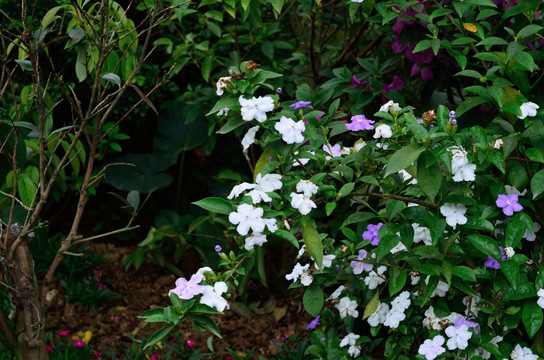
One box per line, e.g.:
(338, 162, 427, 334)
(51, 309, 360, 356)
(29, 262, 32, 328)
(456, 96, 491, 117)
(41, 5, 64, 28)
(476, 37, 509, 47)
(302, 221, 323, 270)
(201, 56, 213, 81)
(453, 266, 476, 282)
(501, 260, 519, 290)
(517, 24, 543, 38)
(127, 190, 140, 212)
(75, 46, 87, 82)
(274, 229, 299, 249)
(338, 182, 355, 198)
(144, 324, 175, 349)
(377, 234, 399, 261)
(441, 261, 453, 286)
(253, 148, 274, 181)
(193, 315, 222, 338)
(514, 51, 537, 71)
(467, 234, 502, 260)
(488, 151, 505, 174)
(342, 212, 376, 227)
(505, 218, 525, 248)
(417, 151, 441, 200)
(363, 291, 379, 320)
(385, 144, 425, 177)
(101, 73, 121, 86)
(405, 113, 428, 141)
(18, 174, 36, 208)
(526, 148, 544, 163)
(413, 39, 431, 53)
(192, 197, 233, 215)
(303, 283, 323, 317)
(325, 201, 337, 216)
(15, 60, 33, 71)
(216, 117, 246, 134)
(531, 169, 544, 199)
(389, 267, 407, 296)
(523, 302, 543, 338)
(190, 303, 222, 315)
(207, 95, 240, 116)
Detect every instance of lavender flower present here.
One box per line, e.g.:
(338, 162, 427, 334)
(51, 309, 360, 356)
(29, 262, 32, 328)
(346, 115, 375, 131)
(496, 194, 523, 216)
(276, 87, 282, 94)
(363, 223, 383, 245)
(484, 247, 506, 269)
(215, 245, 222, 252)
(290, 101, 313, 109)
(306, 315, 320, 330)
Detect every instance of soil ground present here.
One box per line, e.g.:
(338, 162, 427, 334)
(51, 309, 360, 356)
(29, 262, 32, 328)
(45, 243, 312, 359)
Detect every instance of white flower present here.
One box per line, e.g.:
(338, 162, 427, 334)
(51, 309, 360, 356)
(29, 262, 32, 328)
(351, 0, 364, 3)
(290, 192, 317, 215)
(285, 263, 310, 282)
(505, 185, 527, 196)
(368, 302, 390, 327)
(376, 142, 389, 150)
(373, 123, 393, 139)
(196, 266, 214, 275)
(504, 246, 515, 258)
(229, 204, 266, 236)
(391, 291, 411, 312)
(411, 273, 421, 285)
(440, 203, 467, 229)
(354, 141, 366, 152)
(538, 289, 544, 309)
(523, 222, 541, 241)
(255, 173, 282, 192)
(216, 76, 231, 96)
(433, 280, 450, 298)
(422, 306, 442, 331)
(244, 232, 267, 251)
(246, 188, 271, 204)
(379, 100, 401, 113)
(518, 102, 540, 119)
(217, 107, 230, 116)
(315, 254, 336, 271)
(296, 180, 318, 197)
(227, 182, 257, 199)
(413, 223, 432, 245)
(241, 126, 259, 150)
(418, 336, 446, 360)
(262, 218, 278, 233)
(399, 169, 417, 184)
(463, 295, 480, 317)
(364, 266, 387, 290)
(200, 282, 229, 312)
(494, 138, 504, 149)
(511, 344, 538, 360)
(300, 271, 313, 286)
(449, 146, 469, 171)
(347, 345, 361, 357)
(479, 336, 503, 360)
(391, 241, 407, 254)
(383, 309, 406, 328)
(452, 163, 476, 182)
(297, 245, 306, 259)
(274, 116, 305, 144)
(335, 297, 359, 318)
(327, 285, 345, 300)
(339, 332, 360, 347)
(445, 324, 472, 350)
(293, 151, 314, 167)
(239, 95, 275, 122)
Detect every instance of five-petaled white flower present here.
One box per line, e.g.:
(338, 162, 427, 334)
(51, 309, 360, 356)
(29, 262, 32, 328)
(418, 336, 446, 360)
(445, 324, 472, 350)
(200, 282, 229, 312)
(511, 344, 539, 360)
(373, 123, 393, 139)
(367, 302, 389, 327)
(379, 100, 401, 113)
(229, 204, 275, 235)
(339, 332, 360, 347)
(364, 265, 387, 290)
(518, 102, 540, 119)
(296, 180, 318, 197)
(440, 203, 467, 229)
(239, 95, 275, 122)
(255, 173, 283, 192)
(335, 297, 359, 318)
(290, 192, 317, 215)
(274, 116, 305, 144)
(285, 262, 310, 282)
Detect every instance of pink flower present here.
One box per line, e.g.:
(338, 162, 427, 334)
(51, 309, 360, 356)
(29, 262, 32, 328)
(93, 350, 102, 358)
(58, 330, 70, 337)
(150, 354, 163, 360)
(97, 282, 108, 290)
(169, 273, 205, 300)
(185, 338, 196, 347)
(496, 194, 523, 216)
(72, 339, 86, 347)
(46, 345, 54, 352)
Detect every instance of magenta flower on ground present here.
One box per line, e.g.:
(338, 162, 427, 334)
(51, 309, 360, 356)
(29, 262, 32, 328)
(496, 194, 523, 216)
(363, 223, 383, 245)
(58, 330, 70, 337)
(306, 315, 320, 330)
(169, 273, 205, 300)
(346, 115, 375, 131)
(290, 101, 312, 109)
(72, 339, 86, 347)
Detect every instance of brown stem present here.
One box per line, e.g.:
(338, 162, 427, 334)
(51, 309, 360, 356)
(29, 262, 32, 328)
(0, 306, 16, 352)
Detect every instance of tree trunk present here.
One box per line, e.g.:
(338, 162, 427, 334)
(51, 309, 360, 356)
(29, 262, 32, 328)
(2, 225, 48, 360)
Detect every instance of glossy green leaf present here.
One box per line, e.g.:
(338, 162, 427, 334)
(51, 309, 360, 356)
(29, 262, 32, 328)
(192, 197, 232, 215)
(302, 221, 323, 269)
(303, 283, 323, 317)
(467, 234, 502, 260)
(523, 302, 543, 338)
(385, 144, 425, 177)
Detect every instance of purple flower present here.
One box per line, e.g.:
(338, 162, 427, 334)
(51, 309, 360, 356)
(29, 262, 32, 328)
(290, 101, 312, 109)
(382, 75, 405, 93)
(449, 111, 456, 118)
(363, 223, 383, 246)
(484, 247, 506, 269)
(306, 315, 320, 330)
(347, 74, 366, 88)
(276, 87, 282, 94)
(323, 143, 342, 160)
(215, 245, 222, 252)
(417, 118, 424, 124)
(346, 115, 375, 131)
(451, 119, 457, 125)
(350, 249, 373, 274)
(169, 273, 205, 300)
(496, 194, 523, 216)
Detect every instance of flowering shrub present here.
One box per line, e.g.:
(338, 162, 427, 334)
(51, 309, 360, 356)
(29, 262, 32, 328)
(141, 0, 544, 359)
